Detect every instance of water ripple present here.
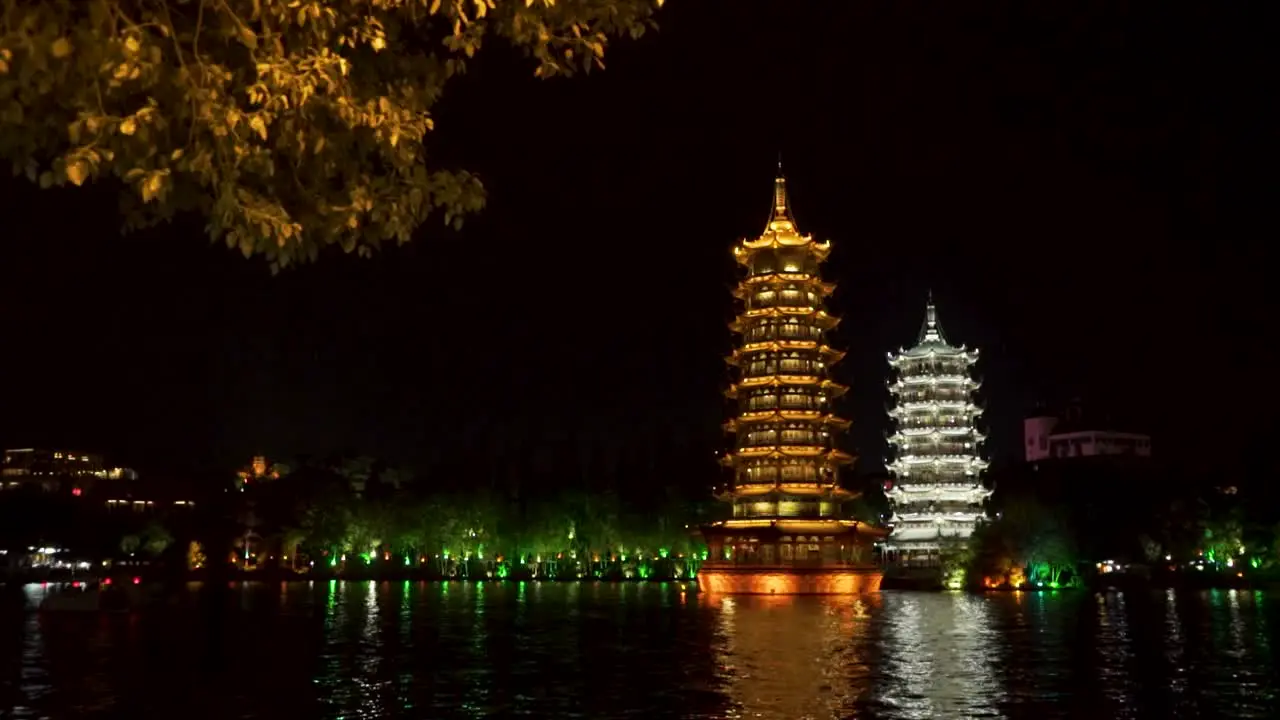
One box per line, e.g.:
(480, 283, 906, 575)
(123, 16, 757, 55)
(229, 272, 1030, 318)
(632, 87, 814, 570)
(2, 583, 1277, 719)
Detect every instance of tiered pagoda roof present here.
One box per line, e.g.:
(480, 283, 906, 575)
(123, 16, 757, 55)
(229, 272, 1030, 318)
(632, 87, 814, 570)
(720, 167, 856, 506)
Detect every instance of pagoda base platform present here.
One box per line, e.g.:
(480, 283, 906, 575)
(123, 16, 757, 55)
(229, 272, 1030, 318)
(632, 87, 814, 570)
(697, 564, 883, 595)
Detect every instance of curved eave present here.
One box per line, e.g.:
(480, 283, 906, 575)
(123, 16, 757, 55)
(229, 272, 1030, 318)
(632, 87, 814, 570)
(887, 402, 983, 416)
(888, 346, 980, 365)
(739, 273, 835, 290)
(733, 279, 836, 300)
(724, 413, 851, 431)
(727, 379, 849, 398)
(888, 380, 980, 393)
(703, 518, 889, 540)
(730, 319, 839, 334)
(727, 447, 854, 463)
(734, 307, 840, 324)
(734, 236, 832, 259)
(725, 483, 855, 499)
(728, 344, 845, 363)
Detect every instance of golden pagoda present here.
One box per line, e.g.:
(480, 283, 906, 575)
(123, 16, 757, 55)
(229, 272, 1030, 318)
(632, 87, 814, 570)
(698, 166, 886, 595)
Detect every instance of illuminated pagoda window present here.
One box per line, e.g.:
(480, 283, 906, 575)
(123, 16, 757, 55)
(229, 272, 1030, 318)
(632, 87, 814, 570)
(882, 294, 990, 566)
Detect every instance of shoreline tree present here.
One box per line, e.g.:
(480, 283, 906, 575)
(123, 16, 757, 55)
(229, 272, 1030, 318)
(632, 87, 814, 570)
(0, 0, 664, 270)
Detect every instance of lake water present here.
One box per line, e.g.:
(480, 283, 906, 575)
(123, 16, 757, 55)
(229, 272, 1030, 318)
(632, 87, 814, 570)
(2, 582, 1276, 719)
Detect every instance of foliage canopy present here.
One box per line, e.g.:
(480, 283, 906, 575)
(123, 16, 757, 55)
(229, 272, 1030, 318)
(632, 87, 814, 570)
(0, 0, 662, 270)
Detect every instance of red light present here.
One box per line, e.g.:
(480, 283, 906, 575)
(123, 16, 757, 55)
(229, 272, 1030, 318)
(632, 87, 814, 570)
(103, 577, 112, 586)
(71, 487, 82, 497)
(132, 576, 141, 585)
(72, 581, 81, 588)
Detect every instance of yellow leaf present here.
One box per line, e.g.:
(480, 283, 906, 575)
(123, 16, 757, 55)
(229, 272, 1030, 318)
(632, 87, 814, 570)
(120, 118, 137, 135)
(431, 0, 443, 13)
(51, 38, 73, 59)
(142, 173, 163, 202)
(0, 58, 8, 75)
(66, 161, 87, 186)
(249, 115, 268, 141)
(171, 148, 184, 161)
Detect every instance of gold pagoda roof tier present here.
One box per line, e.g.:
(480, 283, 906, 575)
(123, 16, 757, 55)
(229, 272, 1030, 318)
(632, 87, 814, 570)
(732, 279, 837, 301)
(736, 340, 840, 354)
(737, 273, 836, 293)
(724, 412, 851, 432)
(715, 482, 857, 500)
(732, 239, 832, 266)
(727, 446, 854, 464)
(725, 344, 845, 366)
(725, 377, 848, 398)
(702, 518, 890, 540)
(729, 309, 839, 331)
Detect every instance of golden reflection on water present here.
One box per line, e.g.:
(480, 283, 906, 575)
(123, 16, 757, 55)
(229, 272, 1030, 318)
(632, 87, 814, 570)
(706, 591, 1010, 719)
(707, 593, 878, 720)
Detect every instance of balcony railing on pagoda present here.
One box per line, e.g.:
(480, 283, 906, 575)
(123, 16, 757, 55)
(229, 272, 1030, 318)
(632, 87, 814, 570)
(745, 326, 825, 342)
(894, 443, 974, 457)
(893, 390, 974, 403)
(895, 361, 973, 376)
(706, 539, 869, 567)
(745, 395, 824, 411)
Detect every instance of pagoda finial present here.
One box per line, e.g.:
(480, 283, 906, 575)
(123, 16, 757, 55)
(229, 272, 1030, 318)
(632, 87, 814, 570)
(768, 155, 792, 229)
(918, 291, 947, 344)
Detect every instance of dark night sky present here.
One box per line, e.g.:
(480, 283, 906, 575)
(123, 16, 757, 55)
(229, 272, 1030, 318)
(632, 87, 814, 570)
(0, 2, 1268, 487)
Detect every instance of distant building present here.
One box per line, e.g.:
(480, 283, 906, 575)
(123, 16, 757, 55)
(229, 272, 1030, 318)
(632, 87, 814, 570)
(235, 455, 281, 490)
(1, 448, 137, 492)
(1023, 407, 1151, 462)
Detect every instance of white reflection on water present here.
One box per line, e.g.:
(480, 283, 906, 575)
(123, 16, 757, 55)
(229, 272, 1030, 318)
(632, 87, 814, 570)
(14, 585, 52, 719)
(15, 583, 1279, 719)
(878, 593, 1004, 719)
(1095, 591, 1138, 718)
(1163, 588, 1189, 710)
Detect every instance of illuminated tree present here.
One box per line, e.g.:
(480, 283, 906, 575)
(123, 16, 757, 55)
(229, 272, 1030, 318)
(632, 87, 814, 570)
(0, 0, 663, 270)
(971, 497, 1079, 588)
(186, 539, 207, 569)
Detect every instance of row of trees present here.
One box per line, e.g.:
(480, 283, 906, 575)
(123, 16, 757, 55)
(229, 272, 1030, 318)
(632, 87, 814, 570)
(228, 457, 714, 580)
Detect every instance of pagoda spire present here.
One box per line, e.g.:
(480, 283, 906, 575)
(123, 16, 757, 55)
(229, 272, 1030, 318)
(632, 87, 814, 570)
(917, 290, 948, 345)
(767, 155, 794, 230)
